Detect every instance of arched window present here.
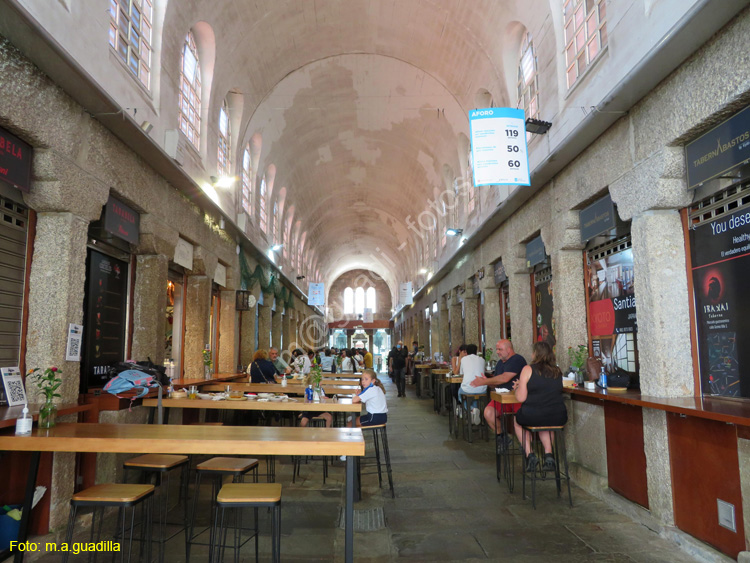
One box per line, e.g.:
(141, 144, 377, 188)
(563, 0, 607, 88)
(354, 288, 365, 316)
(178, 31, 201, 148)
(271, 202, 278, 241)
(259, 176, 267, 233)
(343, 287, 354, 315)
(366, 287, 376, 312)
(241, 147, 252, 215)
(517, 32, 539, 142)
(217, 100, 231, 176)
(283, 213, 293, 260)
(109, 0, 153, 88)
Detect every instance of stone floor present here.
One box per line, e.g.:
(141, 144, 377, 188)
(36, 375, 709, 562)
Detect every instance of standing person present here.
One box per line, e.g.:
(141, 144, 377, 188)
(513, 341, 567, 472)
(353, 349, 365, 371)
(269, 347, 291, 374)
(471, 339, 527, 444)
(248, 350, 278, 383)
(340, 349, 354, 372)
(389, 340, 409, 397)
(363, 347, 373, 370)
(348, 369, 388, 427)
(458, 344, 486, 414)
(320, 348, 335, 373)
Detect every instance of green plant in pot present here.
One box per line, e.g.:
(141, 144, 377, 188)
(309, 365, 323, 401)
(28, 366, 62, 429)
(202, 349, 213, 379)
(567, 345, 588, 383)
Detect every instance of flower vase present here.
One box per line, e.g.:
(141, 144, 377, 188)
(39, 398, 57, 429)
(313, 385, 321, 403)
(204, 365, 212, 380)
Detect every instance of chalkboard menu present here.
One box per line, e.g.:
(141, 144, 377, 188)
(81, 249, 129, 391)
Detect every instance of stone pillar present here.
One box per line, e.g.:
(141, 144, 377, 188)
(184, 275, 212, 379)
(218, 290, 238, 373)
(239, 306, 257, 366)
(631, 210, 694, 397)
(439, 299, 450, 359)
(464, 282, 480, 348)
(642, 408, 674, 524)
(508, 246, 533, 360)
(282, 309, 293, 353)
(450, 291, 463, 352)
(271, 308, 282, 351)
(130, 254, 169, 365)
(482, 277, 502, 357)
(25, 213, 89, 403)
(290, 310, 299, 351)
(257, 295, 273, 350)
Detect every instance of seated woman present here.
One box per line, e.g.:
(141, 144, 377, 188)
(513, 341, 568, 472)
(248, 349, 278, 383)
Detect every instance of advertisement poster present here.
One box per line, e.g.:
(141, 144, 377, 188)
(586, 248, 638, 374)
(534, 278, 556, 355)
(691, 206, 750, 397)
(308, 282, 325, 306)
(81, 250, 129, 391)
(399, 282, 413, 306)
(469, 107, 530, 186)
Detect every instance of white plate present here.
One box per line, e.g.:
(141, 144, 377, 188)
(257, 393, 273, 398)
(244, 394, 257, 400)
(197, 393, 214, 400)
(257, 398, 269, 402)
(268, 396, 283, 402)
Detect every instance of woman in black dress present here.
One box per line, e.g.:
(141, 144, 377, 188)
(248, 349, 278, 383)
(513, 341, 568, 472)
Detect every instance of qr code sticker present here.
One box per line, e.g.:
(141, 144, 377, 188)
(7, 379, 25, 403)
(68, 337, 80, 358)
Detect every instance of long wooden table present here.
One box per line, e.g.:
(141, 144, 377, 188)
(202, 382, 360, 394)
(0, 423, 364, 562)
(144, 396, 362, 413)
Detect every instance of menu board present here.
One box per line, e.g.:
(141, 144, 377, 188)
(81, 249, 129, 391)
(690, 206, 750, 397)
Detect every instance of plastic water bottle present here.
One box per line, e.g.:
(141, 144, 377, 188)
(305, 385, 313, 402)
(600, 366, 608, 389)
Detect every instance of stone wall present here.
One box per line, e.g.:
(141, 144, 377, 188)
(328, 269, 393, 320)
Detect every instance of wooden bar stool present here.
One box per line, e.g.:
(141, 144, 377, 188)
(356, 424, 395, 498)
(213, 483, 282, 563)
(520, 425, 573, 509)
(188, 457, 259, 560)
(62, 484, 154, 563)
(293, 417, 329, 483)
(460, 392, 489, 443)
(123, 454, 190, 562)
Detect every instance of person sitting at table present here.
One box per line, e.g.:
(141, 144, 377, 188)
(248, 349, 278, 383)
(269, 347, 292, 374)
(300, 408, 333, 428)
(307, 349, 317, 367)
(348, 369, 388, 428)
(458, 344, 485, 412)
(451, 344, 467, 375)
(320, 348, 336, 373)
(513, 341, 568, 472)
(340, 349, 354, 372)
(470, 339, 527, 448)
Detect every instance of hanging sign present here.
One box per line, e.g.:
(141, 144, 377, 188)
(580, 194, 616, 242)
(308, 282, 325, 306)
(363, 308, 373, 323)
(494, 260, 507, 285)
(469, 107, 530, 187)
(174, 237, 194, 270)
(685, 105, 750, 189)
(0, 126, 32, 193)
(526, 235, 546, 268)
(1, 367, 26, 406)
(214, 263, 227, 287)
(103, 196, 140, 244)
(65, 323, 83, 361)
(399, 282, 413, 306)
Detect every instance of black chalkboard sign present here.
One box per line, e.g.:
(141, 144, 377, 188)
(81, 249, 129, 391)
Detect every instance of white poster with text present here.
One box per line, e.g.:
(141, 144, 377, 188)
(469, 107, 530, 187)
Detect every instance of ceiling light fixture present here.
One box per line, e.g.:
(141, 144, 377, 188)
(210, 175, 237, 188)
(419, 268, 427, 274)
(525, 117, 553, 135)
(446, 228, 463, 237)
(270, 244, 283, 252)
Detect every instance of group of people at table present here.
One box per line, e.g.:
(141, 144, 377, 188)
(243, 346, 386, 430)
(453, 339, 567, 473)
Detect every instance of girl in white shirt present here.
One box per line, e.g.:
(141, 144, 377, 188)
(349, 369, 388, 427)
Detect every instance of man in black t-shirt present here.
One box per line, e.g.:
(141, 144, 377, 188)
(470, 339, 527, 436)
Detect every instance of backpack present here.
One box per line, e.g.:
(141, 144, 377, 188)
(103, 369, 164, 424)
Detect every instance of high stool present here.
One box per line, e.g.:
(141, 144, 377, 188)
(460, 392, 489, 443)
(213, 483, 282, 563)
(187, 457, 259, 560)
(520, 425, 573, 509)
(293, 417, 329, 483)
(356, 424, 394, 498)
(123, 454, 190, 562)
(62, 484, 154, 563)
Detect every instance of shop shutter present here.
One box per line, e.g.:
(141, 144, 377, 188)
(0, 196, 28, 367)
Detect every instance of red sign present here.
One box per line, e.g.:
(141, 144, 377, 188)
(589, 299, 616, 336)
(0, 126, 32, 193)
(103, 196, 140, 244)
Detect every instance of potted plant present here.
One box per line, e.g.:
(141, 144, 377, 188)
(27, 366, 62, 428)
(567, 345, 588, 384)
(309, 365, 323, 402)
(202, 349, 213, 380)
(484, 348, 494, 372)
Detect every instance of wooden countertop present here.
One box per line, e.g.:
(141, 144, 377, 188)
(565, 386, 750, 426)
(202, 383, 360, 394)
(171, 373, 246, 388)
(0, 403, 93, 429)
(144, 397, 362, 413)
(490, 391, 519, 404)
(0, 422, 365, 456)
